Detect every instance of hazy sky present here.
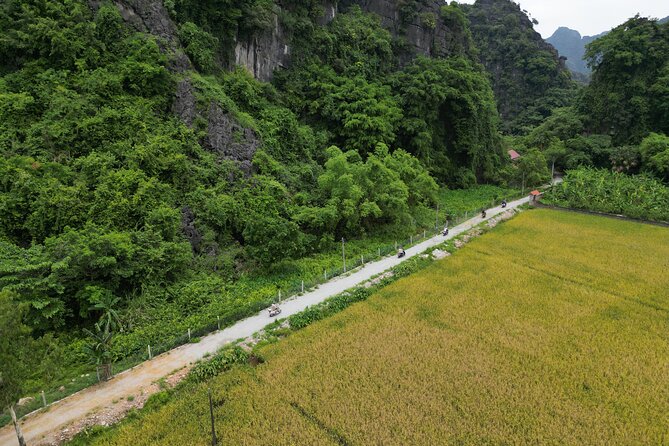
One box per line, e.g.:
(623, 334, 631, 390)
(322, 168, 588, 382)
(457, 0, 669, 38)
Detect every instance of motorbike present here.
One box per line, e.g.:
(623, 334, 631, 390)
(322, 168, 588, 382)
(268, 304, 282, 317)
(481, 210, 487, 218)
(397, 249, 406, 258)
(501, 200, 507, 208)
(442, 228, 449, 236)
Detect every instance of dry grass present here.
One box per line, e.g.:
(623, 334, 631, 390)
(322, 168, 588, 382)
(83, 210, 669, 445)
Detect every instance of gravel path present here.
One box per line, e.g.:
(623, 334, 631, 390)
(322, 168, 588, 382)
(0, 195, 533, 446)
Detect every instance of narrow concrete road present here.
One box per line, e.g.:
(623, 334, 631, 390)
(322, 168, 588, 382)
(0, 195, 534, 446)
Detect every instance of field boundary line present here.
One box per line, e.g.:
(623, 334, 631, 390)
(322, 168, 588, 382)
(534, 203, 669, 227)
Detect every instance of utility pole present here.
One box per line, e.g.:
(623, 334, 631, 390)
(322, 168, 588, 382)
(341, 237, 346, 272)
(209, 389, 218, 446)
(435, 204, 439, 230)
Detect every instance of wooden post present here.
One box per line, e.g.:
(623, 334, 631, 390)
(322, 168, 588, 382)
(342, 238, 346, 273)
(41, 390, 47, 408)
(9, 405, 26, 446)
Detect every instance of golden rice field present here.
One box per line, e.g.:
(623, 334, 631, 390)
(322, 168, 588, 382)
(83, 210, 669, 445)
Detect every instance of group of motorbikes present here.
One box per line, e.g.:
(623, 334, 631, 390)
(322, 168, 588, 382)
(269, 200, 509, 317)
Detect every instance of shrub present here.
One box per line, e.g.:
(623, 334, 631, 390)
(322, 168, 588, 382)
(543, 168, 669, 222)
(189, 346, 250, 382)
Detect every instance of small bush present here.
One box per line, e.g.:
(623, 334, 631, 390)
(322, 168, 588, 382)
(189, 346, 250, 382)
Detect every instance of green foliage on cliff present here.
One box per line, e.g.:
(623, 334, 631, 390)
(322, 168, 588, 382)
(462, 0, 576, 134)
(275, 6, 503, 184)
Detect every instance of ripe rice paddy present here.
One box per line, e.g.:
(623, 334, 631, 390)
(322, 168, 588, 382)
(82, 209, 669, 445)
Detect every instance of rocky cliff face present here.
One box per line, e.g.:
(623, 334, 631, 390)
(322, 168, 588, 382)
(232, 0, 476, 81)
(90, 0, 192, 72)
(233, 12, 292, 82)
(348, 0, 475, 62)
(462, 0, 573, 132)
(104, 0, 261, 170)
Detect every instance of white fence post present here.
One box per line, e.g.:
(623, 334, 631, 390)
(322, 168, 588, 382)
(148, 344, 152, 359)
(41, 390, 46, 407)
(301, 281, 304, 293)
(217, 316, 220, 330)
(188, 328, 191, 341)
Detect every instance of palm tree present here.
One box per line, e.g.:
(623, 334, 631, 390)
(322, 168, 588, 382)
(87, 287, 123, 333)
(83, 322, 114, 381)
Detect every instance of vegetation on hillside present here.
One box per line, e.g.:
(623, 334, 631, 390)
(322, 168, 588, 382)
(1, 0, 669, 434)
(463, 0, 576, 134)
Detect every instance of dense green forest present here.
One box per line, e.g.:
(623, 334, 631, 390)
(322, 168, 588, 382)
(1, 0, 668, 425)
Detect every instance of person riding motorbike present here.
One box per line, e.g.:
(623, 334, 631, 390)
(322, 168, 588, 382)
(397, 247, 406, 258)
(442, 225, 449, 236)
(501, 200, 507, 208)
(481, 210, 487, 218)
(269, 303, 281, 317)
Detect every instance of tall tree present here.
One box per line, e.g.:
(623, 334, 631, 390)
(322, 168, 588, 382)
(582, 16, 669, 144)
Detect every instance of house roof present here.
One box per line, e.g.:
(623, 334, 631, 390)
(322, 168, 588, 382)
(508, 149, 521, 160)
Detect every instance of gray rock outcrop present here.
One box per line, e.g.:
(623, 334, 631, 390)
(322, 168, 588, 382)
(233, 13, 292, 82)
(91, 0, 192, 72)
(203, 103, 260, 173)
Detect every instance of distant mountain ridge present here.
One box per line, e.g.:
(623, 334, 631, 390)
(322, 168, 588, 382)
(546, 27, 605, 75)
(546, 16, 668, 77)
